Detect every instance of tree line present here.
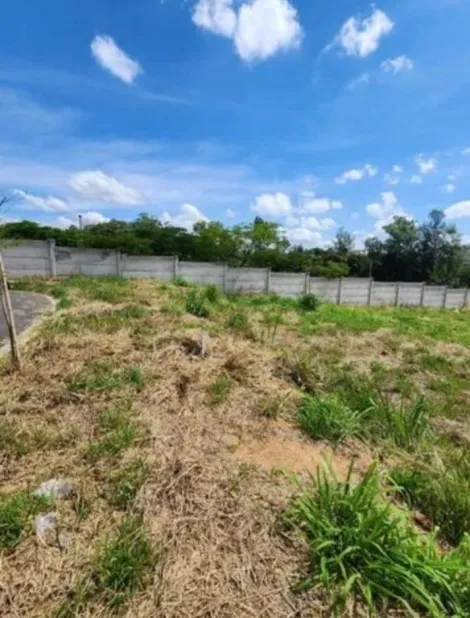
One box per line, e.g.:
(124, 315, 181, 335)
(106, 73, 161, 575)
(1, 209, 469, 286)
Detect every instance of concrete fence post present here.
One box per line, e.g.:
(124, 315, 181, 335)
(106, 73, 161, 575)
(395, 282, 401, 308)
(304, 272, 310, 294)
(173, 255, 179, 280)
(266, 268, 271, 293)
(367, 278, 373, 306)
(222, 264, 228, 293)
(337, 279, 343, 305)
(47, 239, 56, 277)
(420, 282, 426, 307)
(115, 250, 121, 276)
(464, 288, 469, 309)
(442, 286, 448, 309)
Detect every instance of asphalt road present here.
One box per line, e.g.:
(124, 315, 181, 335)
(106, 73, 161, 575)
(0, 291, 54, 349)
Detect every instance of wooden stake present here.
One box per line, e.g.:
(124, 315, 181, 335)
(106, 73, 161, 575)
(0, 251, 21, 370)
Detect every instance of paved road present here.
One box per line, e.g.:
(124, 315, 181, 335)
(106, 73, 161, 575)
(0, 292, 54, 349)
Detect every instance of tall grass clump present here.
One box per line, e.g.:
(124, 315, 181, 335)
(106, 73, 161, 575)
(225, 308, 254, 338)
(297, 293, 321, 312)
(297, 395, 364, 446)
(185, 289, 212, 318)
(285, 464, 470, 617)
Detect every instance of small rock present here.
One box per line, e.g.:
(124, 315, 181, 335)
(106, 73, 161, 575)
(222, 434, 240, 450)
(32, 478, 74, 500)
(35, 512, 58, 545)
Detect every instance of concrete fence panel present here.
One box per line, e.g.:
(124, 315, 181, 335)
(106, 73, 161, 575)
(423, 286, 446, 308)
(2, 240, 50, 277)
(121, 255, 173, 279)
(340, 278, 371, 305)
(179, 261, 225, 287)
(270, 272, 306, 297)
(55, 247, 116, 276)
(226, 267, 267, 293)
(310, 278, 340, 303)
(398, 283, 423, 307)
(371, 282, 397, 306)
(445, 288, 467, 309)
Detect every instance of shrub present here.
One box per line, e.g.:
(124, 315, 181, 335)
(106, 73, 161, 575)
(297, 293, 321, 312)
(185, 289, 212, 318)
(297, 395, 365, 446)
(204, 284, 220, 303)
(174, 276, 190, 287)
(285, 464, 468, 617)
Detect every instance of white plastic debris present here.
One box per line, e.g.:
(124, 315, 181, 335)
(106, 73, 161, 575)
(32, 478, 74, 500)
(35, 512, 58, 544)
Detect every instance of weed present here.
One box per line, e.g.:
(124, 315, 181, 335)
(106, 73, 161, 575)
(68, 361, 145, 393)
(106, 459, 149, 510)
(92, 515, 156, 609)
(204, 284, 220, 303)
(285, 464, 467, 617)
(259, 392, 290, 419)
(297, 395, 365, 446)
(174, 276, 190, 287)
(209, 376, 232, 405)
(225, 309, 253, 338)
(261, 311, 284, 343)
(297, 293, 321, 312)
(185, 289, 212, 318)
(0, 492, 51, 550)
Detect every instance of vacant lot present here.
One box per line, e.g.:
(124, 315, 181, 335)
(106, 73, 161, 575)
(2, 276, 470, 617)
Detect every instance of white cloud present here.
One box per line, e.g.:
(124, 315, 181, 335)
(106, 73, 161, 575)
(330, 8, 394, 58)
(442, 184, 456, 194)
(69, 170, 144, 205)
(366, 191, 408, 233)
(56, 211, 109, 229)
(444, 201, 470, 219)
(282, 214, 336, 247)
(226, 208, 236, 218)
(91, 35, 143, 84)
(300, 194, 342, 213)
(251, 191, 293, 216)
(410, 174, 423, 185)
(462, 147, 470, 155)
(335, 163, 377, 184)
(393, 165, 403, 173)
(346, 72, 370, 90)
(161, 203, 208, 230)
(381, 55, 414, 74)
(14, 189, 69, 213)
(415, 154, 438, 175)
(384, 173, 400, 186)
(192, 0, 302, 62)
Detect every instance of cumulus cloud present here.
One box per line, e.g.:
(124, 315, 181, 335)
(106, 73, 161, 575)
(56, 211, 109, 229)
(415, 155, 438, 175)
(192, 0, 302, 62)
(251, 192, 293, 216)
(442, 184, 456, 194)
(381, 55, 414, 74)
(300, 194, 342, 213)
(161, 203, 208, 230)
(444, 201, 470, 219)
(393, 165, 404, 173)
(91, 35, 143, 84)
(462, 147, 470, 155)
(226, 208, 236, 218)
(14, 189, 69, 213)
(282, 215, 336, 247)
(410, 174, 423, 185)
(69, 170, 144, 205)
(366, 191, 408, 233)
(384, 173, 400, 186)
(335, 164, 377, 184)
(328, 8, 394, 58)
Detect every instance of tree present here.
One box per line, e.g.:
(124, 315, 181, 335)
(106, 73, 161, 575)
(419, 210, 465, 285)
(333, 227, 354, 259)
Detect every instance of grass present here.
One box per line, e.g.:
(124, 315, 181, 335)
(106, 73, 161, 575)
(85, 407, 138, 462)
(297, 293, 321, 312)
(185, 288, 212, 318)
(0, 492, 51, 550)
(92, 515, 156, 609)
(0, 418, 52, 457)
(44, 305, 149, 335)
(285, 464, 470, 617)
(225, 308, 254, 338)
(208, 376, 232, 405)
(68, 361, 145, 393)
(297, 395, 365, 446)
(106, 459, 149, 510)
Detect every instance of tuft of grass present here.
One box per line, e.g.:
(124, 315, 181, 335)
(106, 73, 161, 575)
(297, 293, 321, 312)
(68, 361, 145, 393)
(106, 459, 149, 510)
(285, 464, 469, 617)
(297, 395, 365, 446)
(173, 276, 190, 287)
(204, 284, 220, 304)
(44, 305, 149, 335)
(0, 492, 51, 551)
(225, 308, 254, 339)
(261, 310, 284, 343)
(92, 515, 156, 609)
(259, 392, 290, 419)
(208, 376, 232, 405)
(85, 407, 138, 462)
(185, 289, 212, 318)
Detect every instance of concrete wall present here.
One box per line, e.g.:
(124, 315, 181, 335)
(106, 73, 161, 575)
(2, 240, 469, 310)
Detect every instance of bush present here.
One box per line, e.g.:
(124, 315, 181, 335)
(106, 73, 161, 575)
(297, 395, 364, 446)
(173, 276, 189, 287)
(185, 289, 212, 318)
(285, 464, 469, 616)
(204, 284, 220, 303)
(297, 293, 321, 312)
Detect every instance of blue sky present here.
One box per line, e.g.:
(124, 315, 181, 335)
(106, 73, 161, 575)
(1, 0, 470, 247)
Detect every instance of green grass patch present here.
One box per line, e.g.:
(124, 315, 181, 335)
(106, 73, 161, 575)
(185, 288, 213, 318)
(208, 376, 232, 405)
(297, 293, 321, 312)
(106, 459, 149, 510)
(85, 406, 138, 462)
(297, 395, 364, 446)
(225, 308, 254, 338)
(285, 464, 470, 617)
(92, 515, 156, 610)
(68, 361, 145, 394)
(44, 305, 149, 335)
(0, 492, 52, 551)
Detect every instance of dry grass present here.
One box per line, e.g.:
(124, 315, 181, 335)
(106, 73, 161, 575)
(1, 277, 470, 617)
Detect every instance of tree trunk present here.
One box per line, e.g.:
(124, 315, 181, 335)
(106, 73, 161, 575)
(0, 251, 21, 370)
